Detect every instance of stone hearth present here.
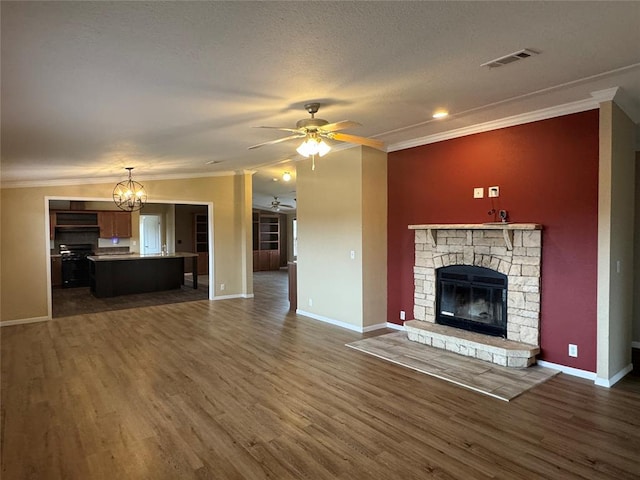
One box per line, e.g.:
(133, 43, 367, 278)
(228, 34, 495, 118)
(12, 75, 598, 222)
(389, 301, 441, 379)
(407, 223, 542, 368)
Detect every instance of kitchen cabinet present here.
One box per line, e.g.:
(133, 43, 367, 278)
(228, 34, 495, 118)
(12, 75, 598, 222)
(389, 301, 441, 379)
(98, 211, 132, 238)
(89, 253, 198, 298)
(51, 256, 62, 287)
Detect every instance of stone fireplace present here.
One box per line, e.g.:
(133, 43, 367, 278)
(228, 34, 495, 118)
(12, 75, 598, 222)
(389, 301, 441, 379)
(405, 224, 542, 368)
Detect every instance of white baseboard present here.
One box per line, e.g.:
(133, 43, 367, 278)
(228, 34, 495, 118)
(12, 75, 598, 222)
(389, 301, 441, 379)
(1, 316, 49, 327)
(212, 293, 253, 300)
(386, 322, 405, 331)
(536, 360, 597, 381)
(537, 359, 634, 388)
(594, 363, 634, 388)
(632, 341, 640, 349)
(296, 309, 364, 333)
(363, 322, 389, 333)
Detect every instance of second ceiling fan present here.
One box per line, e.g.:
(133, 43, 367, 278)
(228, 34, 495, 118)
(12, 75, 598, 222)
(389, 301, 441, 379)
(249, 103, 384, 159)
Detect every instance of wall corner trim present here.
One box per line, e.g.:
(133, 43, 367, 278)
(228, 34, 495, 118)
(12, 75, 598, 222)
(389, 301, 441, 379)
(594, 364, 634, 388)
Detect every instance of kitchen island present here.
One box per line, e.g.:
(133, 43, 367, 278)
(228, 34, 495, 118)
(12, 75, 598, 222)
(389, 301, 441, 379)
(88, 252, 199, 298)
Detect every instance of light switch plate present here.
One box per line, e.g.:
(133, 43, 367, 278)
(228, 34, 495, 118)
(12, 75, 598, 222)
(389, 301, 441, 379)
(473, 187, 484, 198)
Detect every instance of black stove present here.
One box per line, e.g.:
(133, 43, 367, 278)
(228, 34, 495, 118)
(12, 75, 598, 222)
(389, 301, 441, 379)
(59, 244, 94, 288)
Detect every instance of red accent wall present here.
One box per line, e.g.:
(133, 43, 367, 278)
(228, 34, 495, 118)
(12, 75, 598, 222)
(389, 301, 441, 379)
(387, 110, 599, 371)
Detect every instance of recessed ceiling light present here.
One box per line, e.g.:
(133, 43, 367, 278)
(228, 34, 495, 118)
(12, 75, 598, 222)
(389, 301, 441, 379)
(433, 111, 448, 119)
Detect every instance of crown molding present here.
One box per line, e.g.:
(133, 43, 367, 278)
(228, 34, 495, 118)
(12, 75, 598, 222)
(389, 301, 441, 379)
(0, 169, 241, 190)
(388, 89, 619, 153)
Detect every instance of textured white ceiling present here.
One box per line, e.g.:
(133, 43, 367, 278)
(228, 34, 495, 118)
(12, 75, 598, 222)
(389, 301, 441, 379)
(1, 1, 639, 210)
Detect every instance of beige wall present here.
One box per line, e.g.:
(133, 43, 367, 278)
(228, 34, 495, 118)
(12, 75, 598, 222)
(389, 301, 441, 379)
(297, 147, 387, 331)
(0, 173, 252, 323)
(597, 101, 636, 383)
(362, 147, 388, 329)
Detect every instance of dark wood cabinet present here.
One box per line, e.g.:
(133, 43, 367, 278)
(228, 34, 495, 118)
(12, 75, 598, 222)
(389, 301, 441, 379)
(252, 211, 282, 271)
(98, 211, 132, 238)
(51, 256, 62, 287)
(193, 214, 208, 275)
(49, 212, 56, 239)
(89, 256, 186, 298)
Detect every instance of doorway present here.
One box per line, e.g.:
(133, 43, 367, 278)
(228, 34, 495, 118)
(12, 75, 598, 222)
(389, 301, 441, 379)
(140, 214, 162, 254)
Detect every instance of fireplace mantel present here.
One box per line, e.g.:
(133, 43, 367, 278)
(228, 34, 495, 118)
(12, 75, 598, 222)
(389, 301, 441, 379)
(408, 223, 542, 251)
(408, 223, 542, 230)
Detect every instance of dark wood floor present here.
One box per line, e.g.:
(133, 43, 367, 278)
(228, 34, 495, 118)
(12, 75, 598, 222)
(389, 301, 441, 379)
(52, 279, 208, 318)
(3, 270, 640, 479)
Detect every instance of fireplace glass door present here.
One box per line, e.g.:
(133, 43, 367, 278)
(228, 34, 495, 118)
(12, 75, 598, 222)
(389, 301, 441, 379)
(436, 265, 507, 337)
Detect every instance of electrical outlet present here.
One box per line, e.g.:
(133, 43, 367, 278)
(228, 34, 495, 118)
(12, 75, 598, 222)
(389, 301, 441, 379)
(488, 186, 500, 198)
(350, 250, 355, 260)
(308, 298, 313, 307)
(220, 283, 225, 291)
(568, 344, 578, 357)
(400, 310, 406, 321)
(473, 187, 484, 199)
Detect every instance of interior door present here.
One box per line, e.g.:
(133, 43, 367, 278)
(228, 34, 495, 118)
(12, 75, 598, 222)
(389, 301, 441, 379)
(141, 215, 161, 254)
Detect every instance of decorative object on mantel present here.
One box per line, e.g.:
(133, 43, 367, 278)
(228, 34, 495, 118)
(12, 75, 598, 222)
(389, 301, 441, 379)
(113, 167, 147, 212)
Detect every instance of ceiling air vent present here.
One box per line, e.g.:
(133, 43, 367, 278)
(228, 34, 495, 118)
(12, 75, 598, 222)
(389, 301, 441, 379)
(481, 48, 539, 68)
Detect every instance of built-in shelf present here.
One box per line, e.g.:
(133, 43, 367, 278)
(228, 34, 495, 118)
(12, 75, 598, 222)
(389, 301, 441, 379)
(253, 211, 282, 271)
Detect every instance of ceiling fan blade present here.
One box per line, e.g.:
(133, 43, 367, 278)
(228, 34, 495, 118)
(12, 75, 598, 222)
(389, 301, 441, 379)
(319, 120, 361, 133)
(253, 126, 302, 134)
(280, 204, 294, 208)
(248, 134, 305, 150)
(329, 132, 385, 149)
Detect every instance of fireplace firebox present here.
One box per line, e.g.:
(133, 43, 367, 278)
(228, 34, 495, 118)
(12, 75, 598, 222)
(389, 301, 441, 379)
(436, 265, 507, 338)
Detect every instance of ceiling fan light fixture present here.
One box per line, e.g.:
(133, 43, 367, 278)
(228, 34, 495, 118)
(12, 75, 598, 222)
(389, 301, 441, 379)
(296, 137, 331, 158)
(282, 171, 292, 182)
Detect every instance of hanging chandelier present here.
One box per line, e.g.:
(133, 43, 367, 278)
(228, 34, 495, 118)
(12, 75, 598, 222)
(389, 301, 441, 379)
(113, 167, 147, 212)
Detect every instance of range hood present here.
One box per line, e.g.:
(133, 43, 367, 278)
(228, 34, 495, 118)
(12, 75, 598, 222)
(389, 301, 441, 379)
(55, 225, 100, 232)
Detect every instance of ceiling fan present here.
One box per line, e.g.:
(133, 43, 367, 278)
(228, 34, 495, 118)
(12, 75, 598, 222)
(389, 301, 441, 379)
(248, 103, 384, 160)
(271, 196, 294, 211)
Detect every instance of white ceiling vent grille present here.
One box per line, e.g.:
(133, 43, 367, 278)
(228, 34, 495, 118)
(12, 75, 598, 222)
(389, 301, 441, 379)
(481, 49, 539, 68)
